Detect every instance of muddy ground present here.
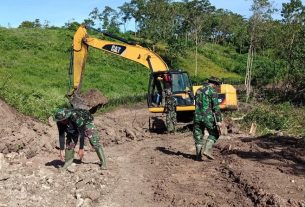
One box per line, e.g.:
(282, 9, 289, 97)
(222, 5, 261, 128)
(0, 99, 305, 207)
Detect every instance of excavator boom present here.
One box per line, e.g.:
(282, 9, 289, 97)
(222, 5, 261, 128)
(72, 25, 168, 93)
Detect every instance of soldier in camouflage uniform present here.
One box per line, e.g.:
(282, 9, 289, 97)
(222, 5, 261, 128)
(193, 77, 222, 160)
(54, 108, 107, 170)
(164, 89, 177, 133)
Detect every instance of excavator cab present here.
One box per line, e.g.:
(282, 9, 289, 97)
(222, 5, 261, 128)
(147, 71, 195, 113)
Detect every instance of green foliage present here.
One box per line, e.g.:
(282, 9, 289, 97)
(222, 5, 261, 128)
(89, 6, 121, 33)
(245, 106, 288, 131)
(243, 103, 305, 136)
(251, 56, 287, 86)
(18, 19, 42, 28)
(196, 43, 288, 86)
(64, 21, 80, 31)
(162, 36, 187, 68)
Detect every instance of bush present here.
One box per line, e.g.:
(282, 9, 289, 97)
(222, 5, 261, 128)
(244, 107, 288, 131)
(242, 102, 305, 136)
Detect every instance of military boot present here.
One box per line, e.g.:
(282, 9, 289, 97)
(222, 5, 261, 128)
(96, 147, 107, 170)
(203, 139, 214, 160)
(62, 149, 74, 169)
(195, 144, 203, 161)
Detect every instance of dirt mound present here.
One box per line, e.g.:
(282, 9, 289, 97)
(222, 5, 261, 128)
(0, 99, 57, 157)
(70, 89, 108, 113)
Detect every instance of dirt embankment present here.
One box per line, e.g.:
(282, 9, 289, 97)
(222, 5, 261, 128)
(0, 100, 305, 207)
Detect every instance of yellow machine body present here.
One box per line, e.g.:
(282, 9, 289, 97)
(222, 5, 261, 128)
(69, 25, 238, 115)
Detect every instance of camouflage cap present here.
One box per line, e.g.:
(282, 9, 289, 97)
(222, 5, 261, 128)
(53, 108, 72, 122)
(164, 88, 172, 95)
(208, 76, 222, 85)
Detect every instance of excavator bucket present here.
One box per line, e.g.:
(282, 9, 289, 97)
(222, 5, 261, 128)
(69, 89, 108, 114)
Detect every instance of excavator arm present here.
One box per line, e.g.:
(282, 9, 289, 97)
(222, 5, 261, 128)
(71, 25, 168, 94)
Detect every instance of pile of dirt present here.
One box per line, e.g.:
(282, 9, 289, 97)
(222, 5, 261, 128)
(69, 89, 108, 113)
(0, 99, 57, 158)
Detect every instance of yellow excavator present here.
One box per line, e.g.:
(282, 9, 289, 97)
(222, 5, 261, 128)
(67, 24, 237, 119)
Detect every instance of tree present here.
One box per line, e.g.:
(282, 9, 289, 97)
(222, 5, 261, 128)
(120, 0, 176, 41)
(100, 6, 121, 33)
(279, 0, 305, 100)
(124, 0, 147, 35)
(118, 2, 134, 32)
(34, 19, 41, 28)
(245, 0, 274, 102)
(19, 21, 35, 28)
(83, 18, 95, 28)
(89, 7, 102, 28)
(146, 0, 172, 39)
(210, 10, 247, 47)
(183, 0, 215, 76)
(89, 6, 121, 33)
(18, 19, 42, 28)
(43, 20, 50, 28)
(64, 19, 80, 30)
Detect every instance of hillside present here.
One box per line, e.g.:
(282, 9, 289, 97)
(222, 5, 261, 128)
(0, 27, 150, 120)
(0, 27, 242, 120)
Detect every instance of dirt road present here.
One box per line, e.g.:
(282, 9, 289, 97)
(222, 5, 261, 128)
(0, 100, 305, 207)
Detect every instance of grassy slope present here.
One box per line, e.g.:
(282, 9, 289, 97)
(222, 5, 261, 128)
(179, 53, 242, 82)
(178, 43, 243, 83)
(0, 28, 149, 121)
(0, 28, 243, 121)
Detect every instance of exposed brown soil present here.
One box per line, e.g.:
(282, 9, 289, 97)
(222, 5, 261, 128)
(0, 99, 305, 207)
(69, 89, 108, 113)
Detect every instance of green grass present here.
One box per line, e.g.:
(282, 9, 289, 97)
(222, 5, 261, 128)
(198, 43, 247, 74)
(177, 43, 243, 84)
(178, 52, 242, 82)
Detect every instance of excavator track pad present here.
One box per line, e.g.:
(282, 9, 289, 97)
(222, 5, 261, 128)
(69, 89, 108, 114)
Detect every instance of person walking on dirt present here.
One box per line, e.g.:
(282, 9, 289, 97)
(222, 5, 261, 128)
(193, 77, 222, 160)
(164, 88, 177, 133)
(54, 108, 107, 170)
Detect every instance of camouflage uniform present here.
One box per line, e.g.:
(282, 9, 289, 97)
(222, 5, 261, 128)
(54, 108, 107, 169)
(164, 89, 177, 133)
(57, 120, 82, 150)
(193, 84, 222, 160)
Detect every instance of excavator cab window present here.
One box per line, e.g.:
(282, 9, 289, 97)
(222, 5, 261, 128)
(171, 72, 192, 93)
(148, 73, 164, 107)
(147, 71, 195, 107)
(170, 72, 194, 106)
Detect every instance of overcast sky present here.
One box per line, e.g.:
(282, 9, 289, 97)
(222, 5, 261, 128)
(0, 0, 294, 28)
